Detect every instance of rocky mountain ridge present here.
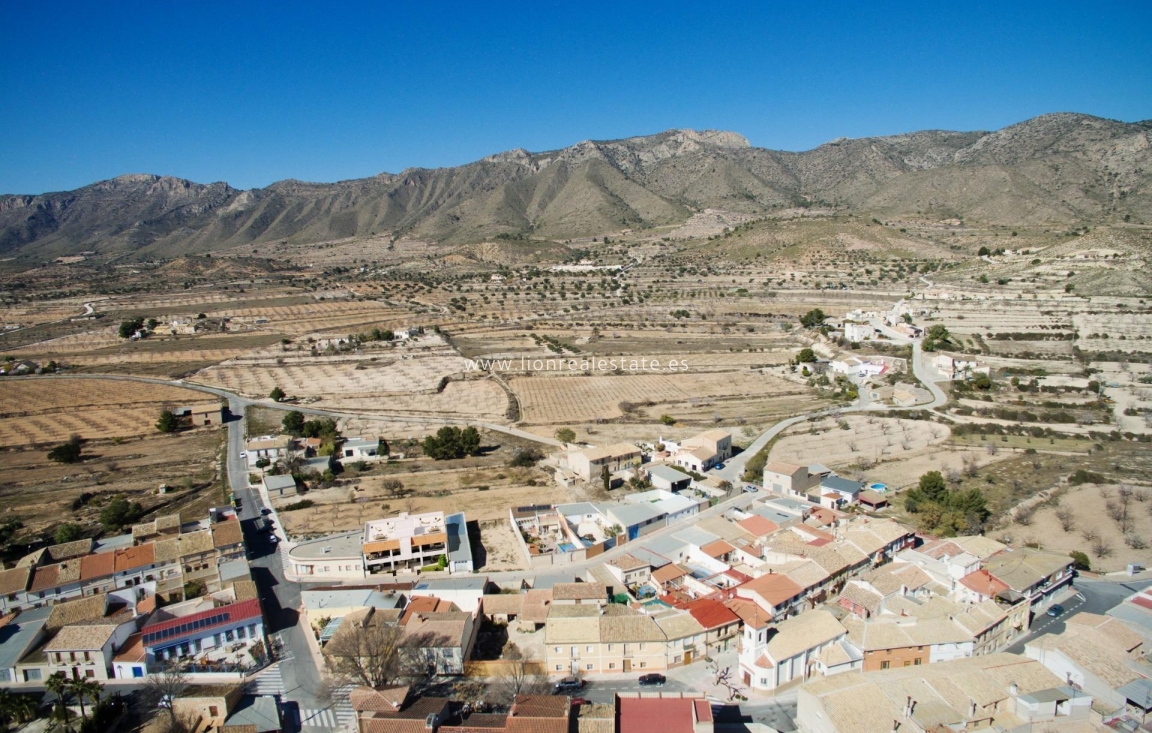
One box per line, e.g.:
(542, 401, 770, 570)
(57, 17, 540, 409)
(2, 113, 1149, 259)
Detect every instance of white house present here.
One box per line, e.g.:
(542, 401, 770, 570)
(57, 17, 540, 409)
(737, 608, 848, 691)
(844, 323, 873, 342)
(339, 438, 385, 462)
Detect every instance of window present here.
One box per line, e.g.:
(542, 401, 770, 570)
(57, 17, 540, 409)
(555, 665, 563, 671)
(903, 661, 911, 667)
(606, 644, 613, 652)
(609, 663, 615, 669)
(914, 658, 922, 666)
(586, 664, 593, 671)
(586, 646, 592, 653)
(132, 667, 144, 678)
(209, 706, 219, 717)
(639, 662, 646, 668)
(880, 661, 890, 670)
(85, 669, 95, 678)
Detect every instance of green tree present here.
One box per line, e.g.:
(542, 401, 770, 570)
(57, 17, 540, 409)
(918, 470, 948, 504)
(977, 246, 990, 256)
(54, 523, 84, 544)
(269, 386, 286, 402)
(555, 427, 576, 443)
(282, 410, 306, 436)
(118, 318, 144, 339)
(659, 415, 676, 426)
(156, 409, 179, 433)
(601, 465, 610, 492)
(48, 435, 83, 464)
(423, 426, 481, 460)
(799, 308, 826, 328)
(1069, 550, 1091, 571)
(99, 496, 144, 531)
(797, 347, 817, 363)
(459, 426, 481, 456)
(377, 437, 389, 456)
(68, 677, 103, 720)
(45, 672, 74, 731)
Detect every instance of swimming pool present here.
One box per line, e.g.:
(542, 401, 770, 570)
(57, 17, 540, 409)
(868, 482, 888, 493)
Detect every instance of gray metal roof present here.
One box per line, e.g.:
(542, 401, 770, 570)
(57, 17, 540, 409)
(218, 558, 252, 583)
(752, 506, 796, 525)
(414, 576, 487, 591)
(1118, 678, 1152, 708)
(0, 606, 53, 670)
(224, 695, 281, 733)
(445, 512, 473, 566)
(606, 502, 664, 527)
(648, 465, 691, 484)
(555, 502, 600, 517)
(821, 475, 862, 494)
(1019, 686, 1074, 704)
(263, 475, 297, 490)
(643, 534, 690, 559)
(628, 547, 672, 569)
(288, 531, 364, 560)
(672, 526, 721, 548)
(302, 587, 403, 610)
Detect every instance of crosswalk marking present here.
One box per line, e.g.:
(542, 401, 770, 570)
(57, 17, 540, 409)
(248, 662, 284, 696)
(300, 707, 338, 728)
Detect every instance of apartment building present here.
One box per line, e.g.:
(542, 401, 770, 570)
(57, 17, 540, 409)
(362, 512, 449, 574)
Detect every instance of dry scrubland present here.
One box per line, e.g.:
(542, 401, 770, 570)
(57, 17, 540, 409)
(0, 211, 1149, 561)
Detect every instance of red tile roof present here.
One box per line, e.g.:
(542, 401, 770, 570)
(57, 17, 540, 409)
(724, 598, 771, 629)
(693, 700, 712, 722)
(80, 552, 115, 580)
(738, 573, 804, 608)
(683, 598, 740, 630)
(141, 598, 261, 645)
(28, 564, 61, 592)
(1130, 594, 1152, 612)
(737, 516, 778, 537)
(618, 697, 696, 733)
(700, 540, 735, 559)
(114, 543, 155, 572)
(958, 569, 1009, 598)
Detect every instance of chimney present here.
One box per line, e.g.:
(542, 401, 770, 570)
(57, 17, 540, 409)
(891, 720, 900, 732)
(904, 696, 912, 718)
(1009, 682, 1018, 697)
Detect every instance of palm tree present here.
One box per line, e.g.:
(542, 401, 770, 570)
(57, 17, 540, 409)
(0, 688, 14, 728)
(45, 672, 74, 731)
(6, 693, 36, 725)
(67, 677, 103, 720)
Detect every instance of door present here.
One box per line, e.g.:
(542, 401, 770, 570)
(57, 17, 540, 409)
(623, 659, 631, 673)
(683, 651, 692, 665)
(743, 670, 751, 685)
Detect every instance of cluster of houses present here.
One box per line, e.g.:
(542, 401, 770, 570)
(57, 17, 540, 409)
(284, 510, 474, 582)
(251, 432, 386, 498)
(0, 508, 266, 683)
(556, 429, 733, 487)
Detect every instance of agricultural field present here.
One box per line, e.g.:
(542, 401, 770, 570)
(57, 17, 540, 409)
(0, 378, 219, 446)
(510, 370, 819, 425)
(768, 415, 951, 475)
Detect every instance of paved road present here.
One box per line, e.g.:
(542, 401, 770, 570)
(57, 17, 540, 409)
(1004, 577, 1152, 655)
(222, 398, 341, 731)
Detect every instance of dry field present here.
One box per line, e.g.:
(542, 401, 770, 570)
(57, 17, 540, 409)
(769, 416, 951, 474)
(196, 354, 469, 398)
(991, 483, 1152, 572)
(510, 371, 813, 424)
(0, 430, 223, 541)
(0, 379, 218, 446)
(318, 379, 508, 420)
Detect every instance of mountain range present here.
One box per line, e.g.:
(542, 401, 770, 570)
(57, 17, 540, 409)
(1, 112, 1149, 260)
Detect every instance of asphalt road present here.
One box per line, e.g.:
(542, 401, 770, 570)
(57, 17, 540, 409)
(1003, 577, 1152, 654)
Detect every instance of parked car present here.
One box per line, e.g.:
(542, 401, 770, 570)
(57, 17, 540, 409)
(714, 462, 725, 470)
(743, 485, 759, 493)
(260, 507, 273, 515)
(638, 673, 666, 686)
(1046, 604, 1065, 618)
(269, 535, 280, 545)
(238, 451, 247, 459)
(570, 698, 588, 706)
(554, 677, 584, 693)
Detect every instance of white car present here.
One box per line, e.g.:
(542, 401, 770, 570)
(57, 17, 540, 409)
(238, 451, 247, 459)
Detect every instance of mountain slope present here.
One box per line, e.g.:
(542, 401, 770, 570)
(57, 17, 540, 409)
(1, 113, 1149, 259)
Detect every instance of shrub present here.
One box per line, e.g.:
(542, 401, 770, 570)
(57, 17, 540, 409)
(47, 435, 84, 464)
(155, 409, 179, 433)
(54, 523, 84, 544)
(1068, 550, 1091, 571)
(282, 499, 314, 511)
(1069, 469, 1105, 485)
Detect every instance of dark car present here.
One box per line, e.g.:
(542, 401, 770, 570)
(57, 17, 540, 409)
(554, 677, 584, 693)
(638, 673, 666, 686)
(260, 507, 273, 515)
(1046, 604, 1065, 618)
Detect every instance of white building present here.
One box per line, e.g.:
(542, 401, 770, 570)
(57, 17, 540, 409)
(737, 608, 848, 691)
(339, 437, 385, 462)
(362, 512, 449, 575)
(843, 323, 873, 342)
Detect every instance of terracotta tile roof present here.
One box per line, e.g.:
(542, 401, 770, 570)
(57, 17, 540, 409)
(113, 632, 145, 663)
(737, 515, 778, 537)
(350, 685, 408, 713)
(839, 583, 883, 615)
(80, 551, 116, 580)
(958, 569, 1010, 598)
(599, 614, 664, 643)
(552, 582, 605, 602)
(520, 589, 552, 623)
(510, 695, 569, 718)
(651, 564, 689, 584)
(608, 554, 649, 571)
(724, 598, 771, 629)
(684, 598, 740, 630)
(0, 566, 31, 595)
(45, 593, 107, 631)
(653, 610, 706, 640)
(114, 542, 156, 572)
(15, 548, 46, 568)
(45, 622, 120, 652)
(618, 697, 697, 733)
(141, 599, 262, 646)
(28, 564, 62, 593)
(739, 572, 804, 608)
(765, 462, 804, 475)
(765, 610, 846, 662)
(176, 530, 215, 558)
(232, 580, 260, 602)
(480, 594, 524, 616)
(136, 595, 157, 614)
(700, 540, 735, 559)
(212, 519, 244, 549)
(153, 537, 182, 563)
(46, 539, 94, 561)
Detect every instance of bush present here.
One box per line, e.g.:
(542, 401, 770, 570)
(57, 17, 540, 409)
(1068, 550, 1091, 571)
(99, 496, 144, 530)
(797, 348, 817, 363)
(54, 523, 84, 544)
(423, 426, 481, 460)
(269, 386, 286, 402)
(156, 409, 179, 433)
(509, 448, 543, 468)
(555, 428, 576, 443)
(1069, 469, 1105, 485)
(47, 435, 83, 464)
(282, 499, 314, 511)
(659, 415, 676, 426)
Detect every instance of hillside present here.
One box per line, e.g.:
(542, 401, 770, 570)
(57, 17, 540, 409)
(1, 113, 1150, 260)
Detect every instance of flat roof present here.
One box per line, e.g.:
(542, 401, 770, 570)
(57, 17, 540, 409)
(648, 465, 692, 483)
(263, 475, 297, 490)
(414, 576, 487, 591)
(445, 513, 473, 567)
(288, 531, 364, 561)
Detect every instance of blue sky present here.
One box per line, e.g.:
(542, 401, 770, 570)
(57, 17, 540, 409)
(2, 1, 1149, 194)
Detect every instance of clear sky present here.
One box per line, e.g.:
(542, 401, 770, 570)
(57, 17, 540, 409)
(2, 1, 1150, 194)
